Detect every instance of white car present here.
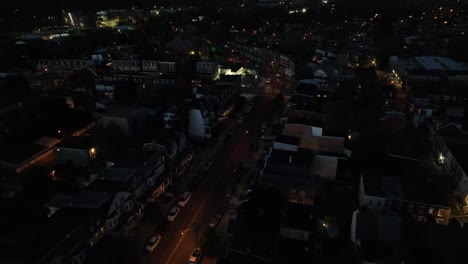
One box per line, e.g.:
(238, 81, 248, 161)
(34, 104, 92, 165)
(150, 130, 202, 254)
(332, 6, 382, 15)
(237, 116, 244, 124)
(261, 122, 267, 129)
(178, 191, 192, 207)
(188, 247, 203, 264)
(145, 234, 161, 253)
(167, 206, 180, 222)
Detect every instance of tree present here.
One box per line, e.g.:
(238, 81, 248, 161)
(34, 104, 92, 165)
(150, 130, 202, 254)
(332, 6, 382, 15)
(272, 93, 285, 110)
(0, 75, 30, 94)
(114, 80, 138, 103)
(94, 124, 129, 161)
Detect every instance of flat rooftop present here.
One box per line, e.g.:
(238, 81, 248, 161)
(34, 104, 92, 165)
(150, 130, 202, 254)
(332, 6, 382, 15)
(362, 158, 449, 207)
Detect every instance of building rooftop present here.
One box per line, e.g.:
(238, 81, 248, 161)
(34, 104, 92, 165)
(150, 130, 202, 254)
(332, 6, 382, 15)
(95, 167, 134, 182)
(415, 56, 468, 72)
(263, 150, 314, 186)
(299, 136, 345, 155)
(86, 179, 127, 193)
(355, 212, 401, 243)
(113, 150, 159, 169)
(0, 140, 48, 165)
(55, 134, 96, 150)
(287, 110, 325, 126)
(397, 56, 468, 76)
(44, 194, 73, 209)
(69, 191, 110, 210)
(362, 158, 449, 207)
(288, 94, 315, 111)
(402, 219, 468, 263)
(446, 143, 468, 175)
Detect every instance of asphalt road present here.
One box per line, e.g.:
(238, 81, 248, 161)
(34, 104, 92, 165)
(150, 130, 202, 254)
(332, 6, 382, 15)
(145, 91, 274, 264)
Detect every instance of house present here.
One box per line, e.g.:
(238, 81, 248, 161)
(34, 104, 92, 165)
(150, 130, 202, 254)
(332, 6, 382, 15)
(37, 59, 94, 72)
(287, 94, 316, 112)
(95, 82, 116, 98)
(351, 211, 468, 263)
(188, 98, 213, 139)
(53, 135, 97, 168)
(111, 60, 141, 72)
(260, 149, 315, 205)
(141, 60, 159, 72)
(111, 149, 170, 201)
(358, 158, 451, 224)
(350, 211, 401, 263)
(93, 105, 158, 136)
(433, 124, 468, 212)
(195, 61, 219, 81)
(39, 192, 110, 264)
(158, 61, 176, 74)
(163, 105, 178, 129)
(85, 169, 142, 238)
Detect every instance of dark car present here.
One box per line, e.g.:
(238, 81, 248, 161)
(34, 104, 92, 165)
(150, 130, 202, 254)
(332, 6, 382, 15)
(208, 213, 222, 228)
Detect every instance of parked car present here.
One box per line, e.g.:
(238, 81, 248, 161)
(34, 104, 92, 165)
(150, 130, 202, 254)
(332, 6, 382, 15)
(145, 234, 161, 253)
(188, 247, 203, 264)
(266, 78, 271, 83)
(178, 191, 192, 207)
(237, 116, 244, 124)
(186, 152, 193, 162)
(261, 122, 268, 129)
(167, 206, 180, 222)
(208, 213, 222, 228)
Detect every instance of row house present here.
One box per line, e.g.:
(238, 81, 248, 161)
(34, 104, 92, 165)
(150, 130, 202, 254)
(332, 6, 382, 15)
(195, 61, 219, 81)
(111, 60, 141, 72)
(42, 149, 169, 263)
(141, 60, 159, 72)
(37, 59, 94, 72)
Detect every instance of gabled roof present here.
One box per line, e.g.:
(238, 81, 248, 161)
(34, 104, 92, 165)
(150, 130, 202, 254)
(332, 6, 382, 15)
(68, 191, 110, 210)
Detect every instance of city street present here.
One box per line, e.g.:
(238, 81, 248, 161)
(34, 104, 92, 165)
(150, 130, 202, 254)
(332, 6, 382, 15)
(143, 87, 275, 264)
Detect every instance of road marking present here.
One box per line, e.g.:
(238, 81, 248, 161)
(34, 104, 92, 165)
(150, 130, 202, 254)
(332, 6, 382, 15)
(163, 132, 249, 264)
